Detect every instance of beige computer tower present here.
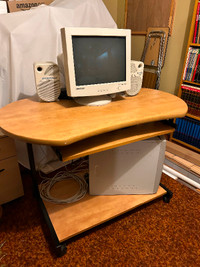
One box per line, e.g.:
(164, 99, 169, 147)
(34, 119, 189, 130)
(89, 136, 166, 195)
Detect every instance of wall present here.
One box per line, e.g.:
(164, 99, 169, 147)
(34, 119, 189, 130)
(102, 0, 125, 28)
(103, 0, 195, 95)
(102, 0, 118, 23)
(156, 0, 194, 94)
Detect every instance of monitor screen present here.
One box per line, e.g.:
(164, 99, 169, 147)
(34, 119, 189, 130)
(61, 27, 131, 100)
(72, 36, 126, 86)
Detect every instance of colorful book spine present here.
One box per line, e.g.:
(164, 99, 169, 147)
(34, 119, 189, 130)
(194, 62, 200, 82)
(181, 84, 200, 91)
(183, 47, 192, 80)
(197, 3, 200, 43)
(181, 84, 200, 117)
(190, 50, 200, 80)
(183, 48, 199, 81)
(193, 2, 200, 43)
(192, 53, 200, 81)
(173, 117, 200, 148)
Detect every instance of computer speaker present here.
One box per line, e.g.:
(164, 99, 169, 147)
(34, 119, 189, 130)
(126, 60, 144, 96)
(34, 62, 61, 102)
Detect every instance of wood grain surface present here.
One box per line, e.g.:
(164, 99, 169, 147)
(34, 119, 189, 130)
(43, 182, 166, 242)
(125, 0, 175, 35)
(56, 121, 175, 162)
(0, 89, 187, 146)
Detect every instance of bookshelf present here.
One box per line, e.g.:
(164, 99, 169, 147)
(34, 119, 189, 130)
(171, 0, 200, 153)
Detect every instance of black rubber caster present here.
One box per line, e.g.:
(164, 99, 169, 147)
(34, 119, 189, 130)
(56, 244, 67, 257)
(163, 193, 172, 203)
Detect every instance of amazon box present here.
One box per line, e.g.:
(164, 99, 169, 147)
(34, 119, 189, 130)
(7, 0, 53, 12)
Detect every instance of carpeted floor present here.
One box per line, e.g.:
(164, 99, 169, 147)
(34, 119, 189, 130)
(0, 169, 200, 266)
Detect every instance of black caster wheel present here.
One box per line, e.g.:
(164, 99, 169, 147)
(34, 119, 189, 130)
(56, 244, 67, 257)
(163, 193, 172, 203)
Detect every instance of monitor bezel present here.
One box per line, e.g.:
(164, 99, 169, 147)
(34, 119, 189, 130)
(61, 27, 131, 97)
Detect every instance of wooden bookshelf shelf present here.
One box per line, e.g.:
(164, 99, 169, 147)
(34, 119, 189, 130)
(171, 137, 200, 153)
(170, 0, 200, 151)
(190, 43, 200, 47)
(182, 80, 200, 87)
(187, 113, 200, 121)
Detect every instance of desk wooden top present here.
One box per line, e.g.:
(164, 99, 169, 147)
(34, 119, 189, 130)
(0, 89, 187, 146)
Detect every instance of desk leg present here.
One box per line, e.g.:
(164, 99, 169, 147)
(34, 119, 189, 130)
(26, 143, 67, 257)
(160, 183, 173, 203)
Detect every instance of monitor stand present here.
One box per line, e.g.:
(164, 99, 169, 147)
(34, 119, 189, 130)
(74, 95, 112, 106)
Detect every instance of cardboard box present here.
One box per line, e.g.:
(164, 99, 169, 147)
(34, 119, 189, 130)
(7, 0, 53, 13)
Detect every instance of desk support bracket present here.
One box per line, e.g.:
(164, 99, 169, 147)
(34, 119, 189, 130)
(26, 143, 67, 257)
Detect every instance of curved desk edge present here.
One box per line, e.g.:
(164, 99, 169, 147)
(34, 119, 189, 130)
(0, 89, 187, 146)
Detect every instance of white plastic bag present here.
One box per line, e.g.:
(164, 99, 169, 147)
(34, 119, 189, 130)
(0, 0, 116, 108)
(0, 0, 116, 172)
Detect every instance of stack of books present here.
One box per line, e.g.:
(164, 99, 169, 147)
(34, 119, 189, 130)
(183, 47, 200, 82)
(173, 117, 200, 148)
(193, 1, 200, 43)
(181, 84, 200, 116)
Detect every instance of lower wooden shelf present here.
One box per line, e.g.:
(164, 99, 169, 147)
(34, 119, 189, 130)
(42, 180, 166, 243)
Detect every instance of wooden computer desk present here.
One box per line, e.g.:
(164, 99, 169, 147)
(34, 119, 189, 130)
(0, 88, 187, 256)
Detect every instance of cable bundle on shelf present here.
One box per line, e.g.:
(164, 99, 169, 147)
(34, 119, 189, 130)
(39, 159, 88, 204)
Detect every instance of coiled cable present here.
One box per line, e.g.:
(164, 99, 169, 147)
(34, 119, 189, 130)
(39, 159, 88, 204)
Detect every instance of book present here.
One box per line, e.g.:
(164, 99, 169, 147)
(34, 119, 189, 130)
(181, 84, 200, 91)
(193, 2, 200, 43)
(189, 49, 199, 80)
(190, 49, 200, 80)
(173, 117, 200, 148)
(194, 61, 200, 82)
(197, 3, 200, 44)
(192, 53, 200, 81)
(181, 84, 200, 116)
(183, 48, 199, 81)
(183, 47, 192, 80)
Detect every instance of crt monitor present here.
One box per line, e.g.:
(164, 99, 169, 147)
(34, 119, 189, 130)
(61, 27, 131, 105)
